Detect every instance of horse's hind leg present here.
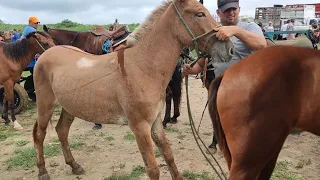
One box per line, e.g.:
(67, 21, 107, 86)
(171, 74, 182, 123)
(152, 114, 182, 180)
(33, 86, 55, 180)
(207, 134, 218, 154)
(55, 108, 84, 175)
(163, 86, 172, 128)
(2, 94, 9, 125)
(258, 148, 282, 180)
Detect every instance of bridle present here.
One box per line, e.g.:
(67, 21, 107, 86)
(171, 0, 221, 67)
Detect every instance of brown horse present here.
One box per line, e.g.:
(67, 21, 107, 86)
(208, 45, 320, 179)
(0, 31, 55, 130)
(43, 20, 185, 129)
(32, 0, 234, 179)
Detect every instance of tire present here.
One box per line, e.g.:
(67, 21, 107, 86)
(0, 84, 29, 114)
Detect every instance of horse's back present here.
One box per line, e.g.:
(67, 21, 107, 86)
(219, 46, 320, 129)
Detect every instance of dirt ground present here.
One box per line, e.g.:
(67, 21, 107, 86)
(0, 77, 319, 180)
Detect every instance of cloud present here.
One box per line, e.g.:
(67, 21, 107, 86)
(0, 0, 318, 24)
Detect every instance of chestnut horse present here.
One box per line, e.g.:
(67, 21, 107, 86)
(43, 22, 186, 129)
(32, 0, 234, 179)
(208, 45, 320, 179)
(0, 31, 55, 130)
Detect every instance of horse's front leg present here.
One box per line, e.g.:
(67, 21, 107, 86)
(129, 119, 160, 180)
(5, 82, 23, 130)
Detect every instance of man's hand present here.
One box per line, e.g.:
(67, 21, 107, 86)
(182, 64, 192, 76)
(214, 26, 239, 41)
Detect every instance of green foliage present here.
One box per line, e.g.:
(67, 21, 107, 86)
(182, 170, 213, 180)
(104, 165, 146, 180)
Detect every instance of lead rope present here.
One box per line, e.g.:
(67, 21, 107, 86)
(35, 39, 46, 52)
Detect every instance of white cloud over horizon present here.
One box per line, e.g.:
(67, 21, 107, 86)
(0, 0, 318, 25)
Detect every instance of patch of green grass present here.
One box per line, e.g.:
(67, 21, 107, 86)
(104, 165, 146, 180)
(14, 140, 29, 147)
(104, 136, 115, 141)
(6, 143, 61, 170)
(124, 132, 136, 142)
(0, 124, 10, 131)
(271, 161, 302, 180)
(70, 141, 87, 150)
(164, 127, 179, 133)
(154, 149, 161, 158)
(182, 170, 213, 180)
(0, 131, 19, 141)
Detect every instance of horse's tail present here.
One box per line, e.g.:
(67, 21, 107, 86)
(208, 75, 231, 166)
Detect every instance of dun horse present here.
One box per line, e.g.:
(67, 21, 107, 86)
(0, 32, 55, 130)
(43, 23, 185, 129)
(208, 45, 320, 179)
(32, 0, 234, 179)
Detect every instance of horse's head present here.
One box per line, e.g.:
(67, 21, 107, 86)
(170, 0, 234, 63)
(26, 31, 56, 53)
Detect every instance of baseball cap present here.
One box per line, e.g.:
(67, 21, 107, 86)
(217, 0, 239, 12)
(29, 16, 40, 24)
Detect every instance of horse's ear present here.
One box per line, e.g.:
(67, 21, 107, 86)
(26, 32, 36, 39)
(43, 25, 49, 32)
(200, 0, 203, 4)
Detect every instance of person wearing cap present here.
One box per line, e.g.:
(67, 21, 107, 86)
(182, 0, 266, 153)
(21, 16, 40, 38)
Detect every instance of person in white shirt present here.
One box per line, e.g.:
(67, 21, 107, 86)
(281, 20, 290, 40)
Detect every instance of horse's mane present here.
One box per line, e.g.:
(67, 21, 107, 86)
(2, 31, 46, 61)
(126, 0, 171, 46)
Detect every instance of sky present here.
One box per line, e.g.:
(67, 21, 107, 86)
(0, 0, 319, 25)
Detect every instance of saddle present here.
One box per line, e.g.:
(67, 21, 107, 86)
(85, 25, 127, 55)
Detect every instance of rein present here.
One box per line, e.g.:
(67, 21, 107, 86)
(172, 1, 227, 179)
(35, 39, 47, 52)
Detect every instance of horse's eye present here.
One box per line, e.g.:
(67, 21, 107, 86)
(196, 12, 206, 17)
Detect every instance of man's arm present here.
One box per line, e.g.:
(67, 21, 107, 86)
(234, 25, 267, 50)
(215, 23, 267, 51)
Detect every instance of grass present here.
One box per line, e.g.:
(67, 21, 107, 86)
(164, 127, 179, 133)
(104, 136, 115, 142)
(182, 170, 213, 180)
(154, 149, 161, 158)
(6, 141, 87, 170)
(271, 161, 302, 180)
(0, 131, 18, 141)
(124, 132, 136, 142)
(14, 140, 29, 147)
(104, 165, 146, 180)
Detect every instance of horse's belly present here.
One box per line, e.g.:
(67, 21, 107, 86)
(52, 76, 127, 124)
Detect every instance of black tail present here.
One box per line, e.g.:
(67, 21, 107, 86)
(207, 75, 231, 167)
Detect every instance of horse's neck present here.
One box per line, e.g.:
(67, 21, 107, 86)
(73, 32, 89, 50)
(133, 11, 183, 86)
(20, 40, 42, 69)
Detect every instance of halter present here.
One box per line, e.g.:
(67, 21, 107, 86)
(35, 39, 47, 52)
(172, 0, 221, 66)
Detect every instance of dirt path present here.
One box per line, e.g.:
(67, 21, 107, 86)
(1, 77, 319, 180)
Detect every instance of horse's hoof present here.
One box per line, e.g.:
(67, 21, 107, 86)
(169, 118, 177, 124)
(72, 166, 85, 175)
(13, 121, 23, 131)
(38, 174, 50, 180)
(206, 147, 217, 154)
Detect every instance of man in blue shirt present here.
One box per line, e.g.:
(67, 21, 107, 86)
(10, 29, 21, 42)
(22, 16, 40, 102)
(21, 16, 39, 38)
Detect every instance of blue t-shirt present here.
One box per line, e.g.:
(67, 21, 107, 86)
(22, 25, 38, 68)
(11, 32, 21, 42)
(22, 26, 36, 38)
